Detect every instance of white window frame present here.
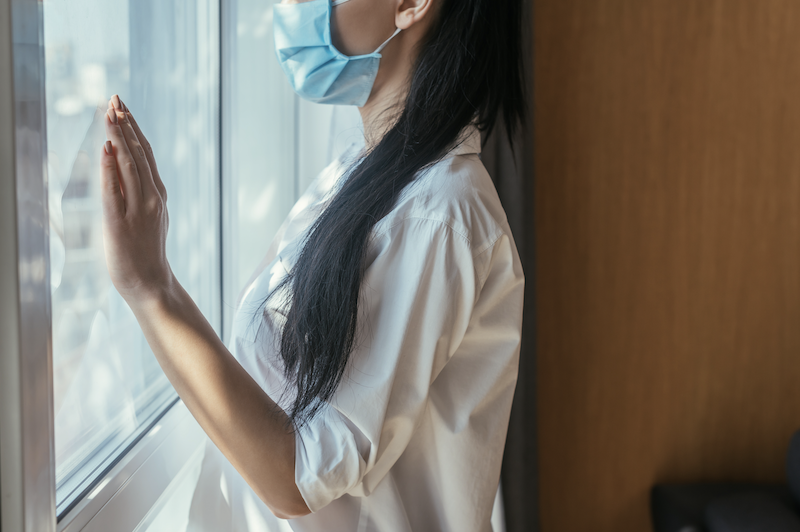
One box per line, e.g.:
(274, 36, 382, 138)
(56, 402, 205, 532)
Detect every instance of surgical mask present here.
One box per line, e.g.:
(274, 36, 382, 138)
(273, 0, 401, 107)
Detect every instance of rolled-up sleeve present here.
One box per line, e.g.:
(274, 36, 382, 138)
(294, 399, 369, 512)
(293, 216, 493, 513)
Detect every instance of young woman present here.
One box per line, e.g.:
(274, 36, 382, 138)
(99, 0, 524, 529)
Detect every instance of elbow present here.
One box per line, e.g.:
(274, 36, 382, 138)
(260, 484, 312, 520)
(269, 498, 312, 520)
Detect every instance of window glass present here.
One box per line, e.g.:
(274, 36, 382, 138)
(221, 0, 364, 338)
(43, 0, 220, 515)
(221, 0, 296, 337)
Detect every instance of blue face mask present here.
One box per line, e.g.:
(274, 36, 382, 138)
(273, 0, 401, 107)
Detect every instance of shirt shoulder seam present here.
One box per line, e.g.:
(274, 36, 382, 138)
(472, 227, 507, 259)
(372, 215, 472, 247)
(471, 227, 511, 283)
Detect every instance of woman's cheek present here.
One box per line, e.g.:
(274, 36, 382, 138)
(331, 3, 397, 56)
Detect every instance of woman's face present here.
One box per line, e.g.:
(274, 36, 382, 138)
(280, 0, 398, 57)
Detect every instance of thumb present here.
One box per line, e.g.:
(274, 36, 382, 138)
(100, 140, 125, 216)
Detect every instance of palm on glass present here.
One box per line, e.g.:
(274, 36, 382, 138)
(100, 95, 173, 303)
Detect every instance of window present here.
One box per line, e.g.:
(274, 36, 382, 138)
(1, 0, 360, 529)
(42, 0, 221, 518)
(221, 0, 362, 339)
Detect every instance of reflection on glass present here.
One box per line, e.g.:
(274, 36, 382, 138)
(43, 0, 220, 514)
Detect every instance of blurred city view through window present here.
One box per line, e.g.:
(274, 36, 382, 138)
(43, 0, 220, 515)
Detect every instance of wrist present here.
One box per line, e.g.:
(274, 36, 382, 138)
(122, 271, 180, 312)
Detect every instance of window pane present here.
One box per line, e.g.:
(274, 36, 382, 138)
(43, 0, 220, 515)
(221, 0, 296, 339)
(221, 0, 364, 340)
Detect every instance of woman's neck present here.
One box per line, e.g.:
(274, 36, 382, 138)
(358, 33, 416, 151)
(358, 76, 407, 151)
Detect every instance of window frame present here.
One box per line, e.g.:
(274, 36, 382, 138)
(56, 402, 205, 532)
(1, 0, 57, 531)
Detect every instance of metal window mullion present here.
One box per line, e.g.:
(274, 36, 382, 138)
(0, 0, 56, 531)
(220, 0, 237, 345)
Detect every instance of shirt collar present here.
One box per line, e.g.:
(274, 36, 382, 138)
(445, 125, 482, 158)
(350, 125, 482, 162)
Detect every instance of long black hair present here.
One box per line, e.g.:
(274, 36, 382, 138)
(264, 0, 525, 430)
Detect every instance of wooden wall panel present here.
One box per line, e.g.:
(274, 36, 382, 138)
(535, 2, 800, 531)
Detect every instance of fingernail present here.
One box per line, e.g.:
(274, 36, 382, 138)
(104, 140, 112, 155)
(107, 108, 117, 124)
(112, 94, 122, 111)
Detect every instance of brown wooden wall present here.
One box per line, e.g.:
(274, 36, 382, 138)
(534, 1, 800, 530)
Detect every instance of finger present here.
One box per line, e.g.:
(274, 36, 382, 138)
(121, 100, 168, 201)
(100, 140, 125, 216)
(110, 96, 160, 204)
(105, 107, 143, 209)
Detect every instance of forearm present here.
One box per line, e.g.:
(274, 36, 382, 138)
(128, 275, 310, 519)
(98, 97, 309, 518)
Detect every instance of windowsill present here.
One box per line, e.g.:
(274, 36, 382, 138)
(57, 400, 204, 532)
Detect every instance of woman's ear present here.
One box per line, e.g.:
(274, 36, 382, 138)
(395, 0, 435, 31)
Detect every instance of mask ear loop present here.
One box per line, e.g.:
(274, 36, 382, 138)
(329, 0, 400, 54)
(374, 27, 402, 53)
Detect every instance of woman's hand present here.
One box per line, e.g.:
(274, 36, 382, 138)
(100, 95, 173, 304)
(98, 97, 309, 519)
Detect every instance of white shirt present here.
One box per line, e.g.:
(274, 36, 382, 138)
(186, 127, 524, 532)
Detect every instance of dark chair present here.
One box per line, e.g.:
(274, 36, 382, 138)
(652, 430, 800, 532)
